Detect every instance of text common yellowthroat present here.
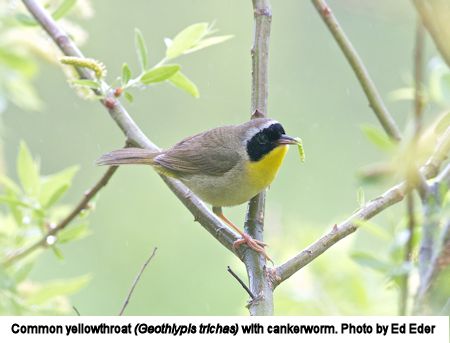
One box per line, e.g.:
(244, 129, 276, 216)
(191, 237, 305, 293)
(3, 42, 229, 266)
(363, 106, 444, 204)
(97, 118, 299, 260)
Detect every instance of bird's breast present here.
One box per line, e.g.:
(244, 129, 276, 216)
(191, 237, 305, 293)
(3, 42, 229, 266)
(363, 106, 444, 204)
(180, 145, 288, 207)
(245, 144, 288, 191)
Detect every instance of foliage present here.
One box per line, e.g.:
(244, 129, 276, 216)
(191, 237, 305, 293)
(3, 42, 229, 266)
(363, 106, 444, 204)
(62, 22, 232, 101)
(0, 2, 233, 315)
(354, 54, 450, 314)
(0, 142, 91, 315)
(0, 0, 93, 113)
(272, 222, 397, 315)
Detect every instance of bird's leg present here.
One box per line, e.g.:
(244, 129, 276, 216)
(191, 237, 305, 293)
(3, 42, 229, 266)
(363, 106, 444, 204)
(212, 206, 272, 262)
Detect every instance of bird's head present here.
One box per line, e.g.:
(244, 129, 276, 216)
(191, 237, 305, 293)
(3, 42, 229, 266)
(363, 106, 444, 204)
(243, 118, 297, 162)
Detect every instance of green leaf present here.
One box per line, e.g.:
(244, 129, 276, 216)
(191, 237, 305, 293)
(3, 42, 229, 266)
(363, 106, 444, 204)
(51, 245, 64, 260)
(0, 48, 37, 76)
(434, 111, 450, 135)
(15, 13, 37, 26)
(69, 79, 100, 89)
(6, 77, 43, 111)
(388, 87, 414, 102)
(124, 91, 134, 103)
(428, 58, 450, 105)
(169, 71, 199, 98)
(121, 63, 132, 86)
(184, 35, 233, 54)
(4, 190, 24, 226)
(361, 125, 396, 152)
(388, 262, 413, 286)
(166, 23, 209, 59)
(0, 195, 29, 208)
(25, 275, 91, 305)
(0, 268, 15, 290)
(39, 166, 79, 208)
(351, 252, 390, 273)
(52, 0, 77, 20)
(140, 65, 180, 84)
(58, 224, 90, 244)
(14, 262, 35, 283)
(134, 28, 149, 70)
(352, 219, 391, 240)
(44, 185, 69, 209)
(0, 175, 21, 195)
(17, 142, 40, 196)
(18, 0, 77, 23)
(439, 182, 449, 207)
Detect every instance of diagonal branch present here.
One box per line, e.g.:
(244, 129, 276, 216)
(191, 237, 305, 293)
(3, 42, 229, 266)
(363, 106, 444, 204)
(273, 128, 450, 287)
(244, 0, 273, 316)
(311, 0, 402, 141)
(21, 0, 241, 261)
(119, 247, 157, 316)
(227, 266, 256, 300)
(413, 0, 450, 69)
(3, 166, 118, 267)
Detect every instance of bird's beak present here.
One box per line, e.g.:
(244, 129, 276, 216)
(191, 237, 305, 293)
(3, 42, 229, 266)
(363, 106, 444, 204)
(276, 134, 298, 145)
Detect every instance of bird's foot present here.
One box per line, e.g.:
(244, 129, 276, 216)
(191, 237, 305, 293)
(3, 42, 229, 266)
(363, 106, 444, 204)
(233, 232, 273, 264)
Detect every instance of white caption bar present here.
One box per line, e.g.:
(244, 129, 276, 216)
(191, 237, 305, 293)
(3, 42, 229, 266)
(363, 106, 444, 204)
(0, 316, 448, 343)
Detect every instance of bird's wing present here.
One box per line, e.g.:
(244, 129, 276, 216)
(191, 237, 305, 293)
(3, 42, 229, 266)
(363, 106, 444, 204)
(154, 127, 240, 176)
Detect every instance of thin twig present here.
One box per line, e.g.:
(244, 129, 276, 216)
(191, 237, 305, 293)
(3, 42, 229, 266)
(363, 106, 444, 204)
(400, 193, 415, 315)
(3, 166, 118, 267)
(244, 0, 274, 316)
(435, 163, 450, 185)
(413, 20, 426, 133)
(274, 131, 450, 287)
(415, 129, 450, 301)
(72, 306, 81, 316)
(399, 19, 426, 316)
(413, 0, 450, 68)
(227, 266, 255, 299)
(21, 0, 240, 261)
(414, 220, 450, 314)
(311, 0, 402, 141)
(119, 247, 157, 316)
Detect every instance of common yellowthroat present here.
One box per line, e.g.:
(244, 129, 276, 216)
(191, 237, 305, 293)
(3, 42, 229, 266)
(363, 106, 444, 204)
(97, 118, 299, 260)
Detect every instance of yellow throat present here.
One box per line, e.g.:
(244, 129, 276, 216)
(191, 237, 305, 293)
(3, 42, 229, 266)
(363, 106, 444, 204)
(246, 145, 289, 191)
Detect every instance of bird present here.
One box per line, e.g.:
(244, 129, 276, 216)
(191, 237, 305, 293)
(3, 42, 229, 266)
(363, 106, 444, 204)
(97, 118, 299, 261)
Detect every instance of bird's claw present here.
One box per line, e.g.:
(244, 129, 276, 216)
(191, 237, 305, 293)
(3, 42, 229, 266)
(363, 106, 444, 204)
(233, 232, 273, 264)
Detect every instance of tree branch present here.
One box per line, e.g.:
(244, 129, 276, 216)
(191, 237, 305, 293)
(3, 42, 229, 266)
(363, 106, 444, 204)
(311, 0, 402, 141)
(21, 0, 241, 262)
(227, 266, 255, 300)
(414, 212, 450, 313)
(244, 0, 274, 316)
(399, 19, 426, 315)
(413, 20, 426, 133)
(250, 0, 272, 119)
(399, 193, 415, 315)
(119, 247, 157, 316)
(273, 129, 450, 287)
(3, 166, 118, 267)
(413, 0, 450, 69)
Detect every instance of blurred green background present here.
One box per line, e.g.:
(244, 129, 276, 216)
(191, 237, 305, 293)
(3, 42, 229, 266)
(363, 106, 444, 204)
(2, 0, 442, 315)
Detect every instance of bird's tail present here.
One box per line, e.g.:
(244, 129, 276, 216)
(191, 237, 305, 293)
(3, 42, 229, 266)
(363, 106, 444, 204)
(96, 148, 159, 166)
